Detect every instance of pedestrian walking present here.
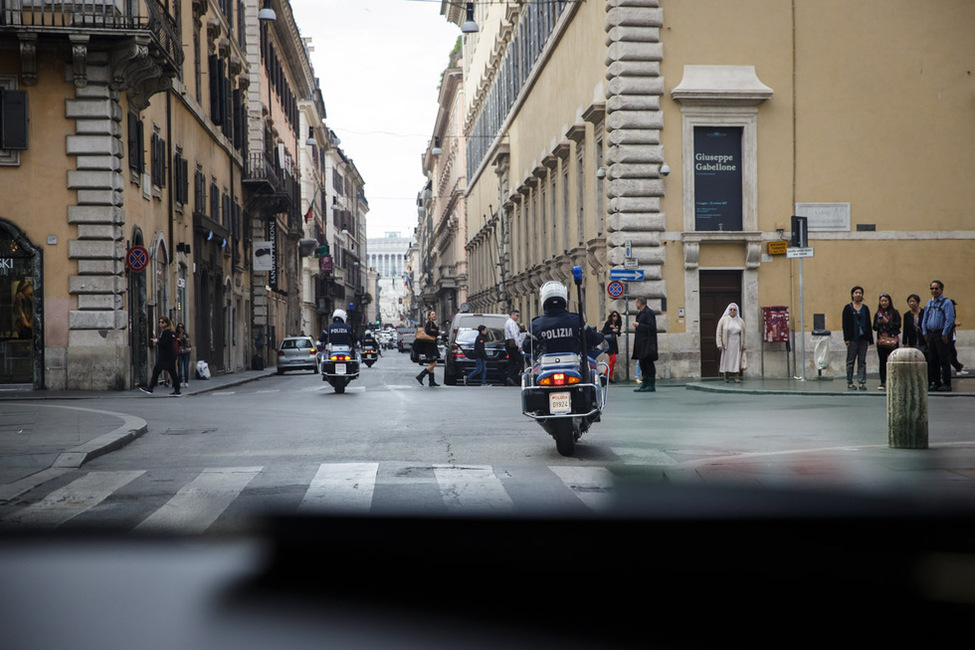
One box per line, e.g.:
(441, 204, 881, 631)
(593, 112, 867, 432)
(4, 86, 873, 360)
(504, 309, 523, 386)
(632, 297, 658, 393)
(922, 281, 956, 392)
(414, 309, 441, 387)
(141, 316, 181, 396)
(464, 325, 488, 386)
(716, 302, 746, 383)
(602, 311, 621, 382)
(842, 285, 873, 391)
(873, 293, 901, 391)
(175, 322, 191, 388)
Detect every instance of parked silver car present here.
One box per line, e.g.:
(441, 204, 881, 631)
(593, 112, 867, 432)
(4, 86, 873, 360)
(276, 336, 318, 374)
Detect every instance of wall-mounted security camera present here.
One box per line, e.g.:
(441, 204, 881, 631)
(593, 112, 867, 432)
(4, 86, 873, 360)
(595, 166, 607, 179)
(659, 162, 671, 177)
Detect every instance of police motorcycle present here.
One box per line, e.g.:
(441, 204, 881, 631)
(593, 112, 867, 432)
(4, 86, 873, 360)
(521, 267, 609, 457)
(319, 309, 360, 394)
(360, 332, 379, 368)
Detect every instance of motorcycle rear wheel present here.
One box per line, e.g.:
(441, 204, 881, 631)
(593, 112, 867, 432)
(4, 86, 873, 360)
(552, 420, 576, 457)
(333, 377, 346, 394)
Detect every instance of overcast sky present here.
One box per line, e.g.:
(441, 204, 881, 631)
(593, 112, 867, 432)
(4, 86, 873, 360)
(288, 0, 461, 240)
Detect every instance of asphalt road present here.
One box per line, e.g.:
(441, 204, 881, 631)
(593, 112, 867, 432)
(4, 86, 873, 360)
(2, 351, 974, 533)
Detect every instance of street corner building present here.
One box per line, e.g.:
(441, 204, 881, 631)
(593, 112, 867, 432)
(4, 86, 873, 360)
(431, 0, 974, 380)
(0, 1, 364, 390)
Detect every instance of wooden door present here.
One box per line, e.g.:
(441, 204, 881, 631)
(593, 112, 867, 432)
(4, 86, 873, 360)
(700, 271, 742, 377)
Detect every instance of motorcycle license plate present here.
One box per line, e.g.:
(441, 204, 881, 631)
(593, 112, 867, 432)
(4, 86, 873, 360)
(549, 392, 571, 414)
(335, 364, 346, 374)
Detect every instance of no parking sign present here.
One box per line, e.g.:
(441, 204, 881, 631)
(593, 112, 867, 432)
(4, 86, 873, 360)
(126, 246, 149, 272)
(607, 280, 625, 298)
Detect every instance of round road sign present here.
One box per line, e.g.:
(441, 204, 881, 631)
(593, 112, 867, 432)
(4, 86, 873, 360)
(126, 245, 149, 272)
(607, 280, 625, 298)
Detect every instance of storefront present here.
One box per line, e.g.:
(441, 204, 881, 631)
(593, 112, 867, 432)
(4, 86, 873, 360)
(0, 219, 43, 388)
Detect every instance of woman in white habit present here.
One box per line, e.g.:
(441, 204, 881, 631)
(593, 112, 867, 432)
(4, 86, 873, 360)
(716, 303, 746, 383)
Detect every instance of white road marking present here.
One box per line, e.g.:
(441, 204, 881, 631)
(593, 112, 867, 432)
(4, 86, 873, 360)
(136, 467, 262, 533)
(549, 466, 615, 510)
(434, 465, 514, 512)
(209, 390, 236, 396)
(2, 470, 145, 529)
(299, 462, 379, 513)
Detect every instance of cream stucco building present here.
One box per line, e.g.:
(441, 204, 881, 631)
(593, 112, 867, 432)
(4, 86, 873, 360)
(443, 0, 974, 380)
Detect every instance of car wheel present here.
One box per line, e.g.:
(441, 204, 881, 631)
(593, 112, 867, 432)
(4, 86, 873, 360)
(276, 368, 284, 375)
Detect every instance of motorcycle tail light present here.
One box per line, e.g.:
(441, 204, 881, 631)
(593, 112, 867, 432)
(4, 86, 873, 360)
(330, 354, 350, 361)
(539, 373, 581, 386)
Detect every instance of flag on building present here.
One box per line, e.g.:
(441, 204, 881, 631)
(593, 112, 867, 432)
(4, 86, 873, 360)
(304, 195, 315, 223)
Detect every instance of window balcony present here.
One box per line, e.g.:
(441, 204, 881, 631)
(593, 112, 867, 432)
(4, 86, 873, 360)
(1, 1, 183, 106)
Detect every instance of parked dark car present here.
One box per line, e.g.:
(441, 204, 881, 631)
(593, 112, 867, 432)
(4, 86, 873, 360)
(442, 313, 511, 385)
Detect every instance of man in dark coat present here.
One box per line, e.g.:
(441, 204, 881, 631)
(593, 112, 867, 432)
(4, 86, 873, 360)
(632, 297, 658, 392)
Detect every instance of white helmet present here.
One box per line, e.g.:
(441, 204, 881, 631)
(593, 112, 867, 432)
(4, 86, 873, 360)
(539, 281, 568, 309)
(331, 309, 347, 323)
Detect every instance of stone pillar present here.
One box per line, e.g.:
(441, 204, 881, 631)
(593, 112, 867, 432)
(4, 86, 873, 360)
(65, 56, 130, 390)
(887, 347, 928, 449)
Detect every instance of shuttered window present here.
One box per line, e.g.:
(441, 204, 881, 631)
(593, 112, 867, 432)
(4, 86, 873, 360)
(127, 112, 145, 173)
(0, 89, 28, 151)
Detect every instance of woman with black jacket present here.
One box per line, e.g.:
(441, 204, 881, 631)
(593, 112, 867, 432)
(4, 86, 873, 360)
(414, 309, 441, 387)
(601, 311, 621, 382)
(842, 286, 873, 391)
(141, 316, 181, 396)
(873, 293, 901, 391)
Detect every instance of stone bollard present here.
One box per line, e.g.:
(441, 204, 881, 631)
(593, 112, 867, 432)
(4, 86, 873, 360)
(887, 347, 928, 449)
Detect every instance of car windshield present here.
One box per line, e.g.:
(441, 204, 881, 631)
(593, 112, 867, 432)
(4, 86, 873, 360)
(455, 327, 505, 345)
(2, 2, 973, 641)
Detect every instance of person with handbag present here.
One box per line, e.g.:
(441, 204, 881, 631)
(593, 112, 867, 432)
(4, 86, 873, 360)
(414, 309, 441, 387)
(716, 303, 746, 383)
(873, 293, 901, 391)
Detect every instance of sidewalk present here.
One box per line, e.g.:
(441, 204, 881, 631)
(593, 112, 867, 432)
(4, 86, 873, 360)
(0, 369, 276, 501)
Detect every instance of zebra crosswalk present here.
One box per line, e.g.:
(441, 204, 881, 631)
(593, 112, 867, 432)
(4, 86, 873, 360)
(0, 462, 653, 533)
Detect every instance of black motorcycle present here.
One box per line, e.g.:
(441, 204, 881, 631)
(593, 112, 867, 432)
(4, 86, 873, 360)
(361, 343, 379, 368)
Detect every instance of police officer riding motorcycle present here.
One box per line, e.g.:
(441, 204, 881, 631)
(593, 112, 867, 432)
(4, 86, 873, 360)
(521, 269, 609, 456)
(360, 329, 380, 368)
(319, 309, 360, 393)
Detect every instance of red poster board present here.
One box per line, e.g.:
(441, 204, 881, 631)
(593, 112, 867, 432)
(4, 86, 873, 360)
(763, 306, 790, 343)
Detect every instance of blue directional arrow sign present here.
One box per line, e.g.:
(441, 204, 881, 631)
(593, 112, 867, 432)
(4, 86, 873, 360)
(608, 268, 645, 282)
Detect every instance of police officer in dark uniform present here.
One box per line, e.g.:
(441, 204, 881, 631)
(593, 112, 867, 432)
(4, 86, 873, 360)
(320, 309, 356, 348)
(361, 329, 381, 355)
(522, 281, 603, 359)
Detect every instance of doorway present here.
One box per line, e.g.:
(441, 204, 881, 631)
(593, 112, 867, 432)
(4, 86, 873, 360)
(700, 270, 742, 377)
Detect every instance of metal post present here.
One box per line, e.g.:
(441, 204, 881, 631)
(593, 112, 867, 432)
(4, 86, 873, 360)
(623, 283, 631, 382)
(799, 257, 806, 380)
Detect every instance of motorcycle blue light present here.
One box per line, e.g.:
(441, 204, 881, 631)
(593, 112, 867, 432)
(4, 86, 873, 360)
(572, 266, 582, 281)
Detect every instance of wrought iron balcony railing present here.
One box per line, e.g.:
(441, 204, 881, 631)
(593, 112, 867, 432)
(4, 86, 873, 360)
(0, 0, 183, 69)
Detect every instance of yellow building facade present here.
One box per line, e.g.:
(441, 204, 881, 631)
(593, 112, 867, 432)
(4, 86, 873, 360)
(450, 0, 974, 379)
(0, 1, 321, 389)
